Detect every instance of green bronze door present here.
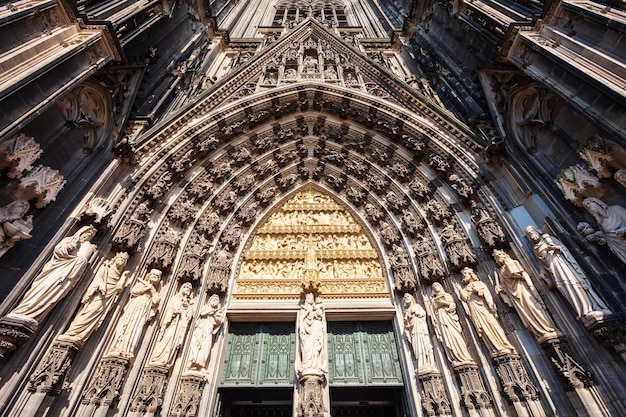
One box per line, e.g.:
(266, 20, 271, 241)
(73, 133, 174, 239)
(327, 321, 406, 417)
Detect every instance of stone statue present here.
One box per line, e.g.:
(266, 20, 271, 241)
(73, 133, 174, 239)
(431, 283, 474, 367)
(57, 252, 131, 345)
(107, 269, 162, 358)
(525, 226, 612, 325)
(187, 294, 225, 372)
(148, 282, 193, 367)
(493, 250, 558, 342)
(454, 268, 516, 356)
(0, 199, 33, 258)
(403, 293, 436, 373)
(440, 220, 476, 267)
(580, 197, 626, 265)
(297, 292, 327, 377)
(6, 225, 97, 329)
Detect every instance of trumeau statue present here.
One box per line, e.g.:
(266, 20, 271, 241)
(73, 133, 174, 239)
(430, 283, 475, 367)
(148, 282, 193, 367)
(6, 225, 97, 329)
(455, 268, 516, 356)
(525, 226, 613, 325)
(580, 197, 626, 265)
(57, 252, 131, 345)
(493, 250, 558, 342)
(0, 199, 33, 258)
(403, 293, 437, 373)
(187, 294, 225, 372)
(107, 269, 162, 359)
(297, 292, 327, 377)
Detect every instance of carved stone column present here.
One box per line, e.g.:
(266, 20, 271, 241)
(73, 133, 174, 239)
(541, 339, 592, 390)
(129, 366, 170, 414)
(418, 371, 452, 417)
(493, 353, 538, 402)
(454, 364, 492, 411)
(82, 356, 130, 407)
(297, 373, 325, 417)
(28, 340, 79, 394)
(169, 373, 205, 417)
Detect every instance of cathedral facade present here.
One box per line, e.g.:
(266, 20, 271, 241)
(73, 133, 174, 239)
(0, 0, 625, 416)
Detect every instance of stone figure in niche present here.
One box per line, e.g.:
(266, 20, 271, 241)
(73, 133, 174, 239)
(187, 294, 225, 372)
(263, 71, 277, 85)
(403, 293, 436, 373)
(580, 197, 626, 265)
(431, 283, 474, 366)
(148, 282, 193, 367)
(324, 66, 337, 79)
(470, 201, 506, 248)
(284, 68, 297, 79)
(303, 55, 317, 73)
(493, 250, 558, 342)
(297, 292, 327, 377)
(525, 226, 612, 325)
(415, 235, 445, 280)
(0, 199, 33, 258)
(58, 252, 131, 345)
(454, 267, 516, 355)
(6, 225, 97, 329)
(344, 72, 357, 86)
(107, 269, 162, 358)
(440, 220, 476, 267)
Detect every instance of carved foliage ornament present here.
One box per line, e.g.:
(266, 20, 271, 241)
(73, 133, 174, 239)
(0, 133, 43, 179)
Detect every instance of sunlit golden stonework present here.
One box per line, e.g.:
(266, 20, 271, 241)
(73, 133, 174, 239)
(234, 188, 387, 299)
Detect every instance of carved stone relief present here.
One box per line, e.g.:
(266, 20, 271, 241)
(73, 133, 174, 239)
(14, 165, 66, 208)
(470, 201, 507, 249)
(0, 134, 42, 179)
(440, 220, 476, 268)
(147, 225, 182, 271)
(235, 189, 386, 299)
(556, 164, 605, 206)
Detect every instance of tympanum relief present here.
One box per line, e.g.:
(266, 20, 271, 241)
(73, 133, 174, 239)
(235, 188, 387, 299)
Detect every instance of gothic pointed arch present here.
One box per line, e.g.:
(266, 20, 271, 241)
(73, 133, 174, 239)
(232, 185, 389, 300)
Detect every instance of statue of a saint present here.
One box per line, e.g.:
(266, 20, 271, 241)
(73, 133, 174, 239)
(6, 225, 97, 328)
(148, 282, 193, 367)
(187, 294, 225, 372)
(297, 292, 327, 377)
(431, 283, 474, 366)
(403, 293, 436, 373)
(0, 199, 33, 258)
(58, 252, 131, 345)
(525, 226, 612, 325)
(107, 269, 162, 358)
(455, 268, 516, 356)
(581, 197, 626, 265)
(493, 250, 558, 342)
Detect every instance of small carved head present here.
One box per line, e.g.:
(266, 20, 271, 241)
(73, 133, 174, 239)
(461, 267, 477, 283)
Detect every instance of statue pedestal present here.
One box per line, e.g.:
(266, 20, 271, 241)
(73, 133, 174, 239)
(0, 316, 36, 358)
(297, 372, 326, 417)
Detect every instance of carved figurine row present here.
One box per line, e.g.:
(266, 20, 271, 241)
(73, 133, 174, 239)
(402, 249, 604, 406)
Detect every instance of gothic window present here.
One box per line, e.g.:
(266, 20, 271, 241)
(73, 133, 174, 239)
(272, 0, 350, 27)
